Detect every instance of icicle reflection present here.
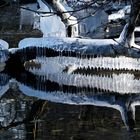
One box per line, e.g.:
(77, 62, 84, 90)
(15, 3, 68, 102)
(0, 72, 140, 130)
(2, 48, 140, 132)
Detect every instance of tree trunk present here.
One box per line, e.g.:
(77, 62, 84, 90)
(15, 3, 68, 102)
(124, 0, 140, 47)
(44, 0, 78, 37)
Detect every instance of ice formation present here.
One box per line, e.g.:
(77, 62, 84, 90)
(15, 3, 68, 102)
(0, 39, 9, 63)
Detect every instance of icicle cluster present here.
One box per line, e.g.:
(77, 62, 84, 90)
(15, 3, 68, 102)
(26, 56, 140, 73)
(25, 56, 140, 94)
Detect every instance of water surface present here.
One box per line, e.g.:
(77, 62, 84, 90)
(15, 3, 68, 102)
(1, 55, 140, 140)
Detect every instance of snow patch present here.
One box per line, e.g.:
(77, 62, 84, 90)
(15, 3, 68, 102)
(0, 39, 9, 50)
(34, 0, 66, 37)
(19, 37, 118, 49)
(108, 5, 131, 22)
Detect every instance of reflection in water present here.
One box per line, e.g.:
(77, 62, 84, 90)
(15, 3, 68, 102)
(1, 66, 140, 132)
(1, 51, 140, 139)
(0, 97, 47, 140)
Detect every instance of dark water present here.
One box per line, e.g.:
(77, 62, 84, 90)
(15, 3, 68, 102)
(1, 55, 140, 140)
(1, 89, 140, 140)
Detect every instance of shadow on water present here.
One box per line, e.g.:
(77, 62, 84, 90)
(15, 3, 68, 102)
(1, 51, 140, 139)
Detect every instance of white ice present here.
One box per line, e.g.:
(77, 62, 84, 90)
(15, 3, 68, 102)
(0, 39, 9, 50)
